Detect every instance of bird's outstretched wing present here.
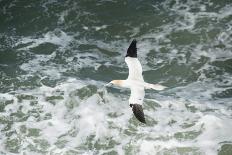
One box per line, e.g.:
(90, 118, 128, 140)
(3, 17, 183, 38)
(125, 40, 144, 81)
(129, 87, 146, 123)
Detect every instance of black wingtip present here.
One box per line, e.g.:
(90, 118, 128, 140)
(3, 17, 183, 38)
(131, 104, 146, 124)
(131, 39, 137, 44)
(126, 39, 137, 58)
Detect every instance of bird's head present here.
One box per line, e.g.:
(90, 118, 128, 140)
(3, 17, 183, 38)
(106, 80, 123, 87)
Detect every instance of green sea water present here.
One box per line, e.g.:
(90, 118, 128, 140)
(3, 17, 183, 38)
(0, 0, 232, 154)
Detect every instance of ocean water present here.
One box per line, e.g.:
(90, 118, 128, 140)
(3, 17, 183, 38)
(0, 0, 232, 154)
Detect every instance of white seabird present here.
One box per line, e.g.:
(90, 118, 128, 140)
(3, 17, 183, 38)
(108, 39, 166, 123)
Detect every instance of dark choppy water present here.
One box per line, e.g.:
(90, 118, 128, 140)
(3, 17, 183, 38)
(0, 0, 232, 154)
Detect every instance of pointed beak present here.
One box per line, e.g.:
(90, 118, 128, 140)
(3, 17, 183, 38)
(105, 82, 113, 87)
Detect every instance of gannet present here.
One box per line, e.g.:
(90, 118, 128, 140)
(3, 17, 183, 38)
(108, 39, 166, 123)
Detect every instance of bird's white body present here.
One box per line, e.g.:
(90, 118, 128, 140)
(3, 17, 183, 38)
(118, 79, 145, 105)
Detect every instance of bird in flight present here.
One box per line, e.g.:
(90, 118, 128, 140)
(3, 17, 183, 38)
(107, 40, 166, 123)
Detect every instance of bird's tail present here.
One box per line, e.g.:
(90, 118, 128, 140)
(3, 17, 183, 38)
(145, 83, 167, 90)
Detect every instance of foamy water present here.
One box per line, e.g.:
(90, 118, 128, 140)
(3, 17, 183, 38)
(0, 0, 232, 154)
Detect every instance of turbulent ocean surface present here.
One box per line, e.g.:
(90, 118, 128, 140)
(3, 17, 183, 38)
(0, 0, 232, 154)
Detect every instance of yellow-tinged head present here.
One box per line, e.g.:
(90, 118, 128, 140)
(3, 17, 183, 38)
(108, 80, 124, 87)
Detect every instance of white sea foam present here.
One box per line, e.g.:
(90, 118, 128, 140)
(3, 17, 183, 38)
(15, 30, 72, 50)
(1, 75, 232, 154)
(94, 25, 108, 31)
